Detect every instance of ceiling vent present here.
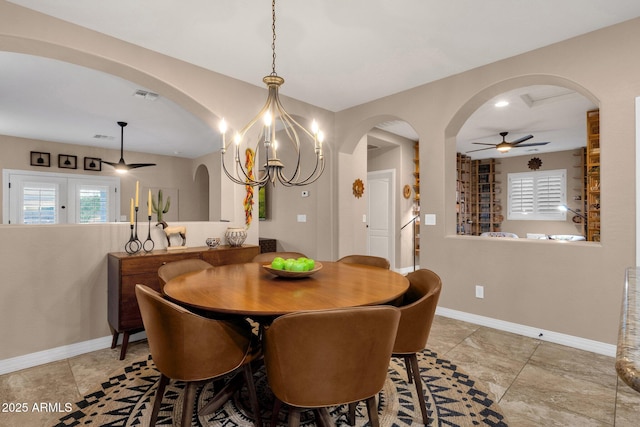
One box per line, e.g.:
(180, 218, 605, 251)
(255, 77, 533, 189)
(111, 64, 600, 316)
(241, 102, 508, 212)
(133, 89, 159, 101)
(93, 134, 114, 140)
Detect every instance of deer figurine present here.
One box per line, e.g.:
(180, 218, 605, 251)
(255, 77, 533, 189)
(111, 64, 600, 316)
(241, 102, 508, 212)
(157, 220, 186, 247)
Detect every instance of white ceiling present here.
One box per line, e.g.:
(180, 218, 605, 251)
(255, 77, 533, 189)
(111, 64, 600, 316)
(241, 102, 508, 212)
(2, 0, 638, 158)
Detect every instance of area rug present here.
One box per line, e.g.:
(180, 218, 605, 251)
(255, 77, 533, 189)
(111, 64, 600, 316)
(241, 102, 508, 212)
(54, 349, 508, 427)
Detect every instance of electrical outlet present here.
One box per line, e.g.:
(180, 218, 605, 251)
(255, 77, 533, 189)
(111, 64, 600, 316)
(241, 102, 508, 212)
(475, 285, 484, 299)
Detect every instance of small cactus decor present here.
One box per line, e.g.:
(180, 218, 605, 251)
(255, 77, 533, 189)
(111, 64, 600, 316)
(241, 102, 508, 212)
(152, 189, 171, 223)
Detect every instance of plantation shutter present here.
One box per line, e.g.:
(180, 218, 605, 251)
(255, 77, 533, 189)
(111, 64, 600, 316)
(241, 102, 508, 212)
(508, 169, 566, 220)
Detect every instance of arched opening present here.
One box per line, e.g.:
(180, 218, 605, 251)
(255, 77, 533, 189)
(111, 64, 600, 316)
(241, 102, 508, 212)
(339, 117, 419, 271)
(194, 164, 210, 220)
(446, 77, 599, 242)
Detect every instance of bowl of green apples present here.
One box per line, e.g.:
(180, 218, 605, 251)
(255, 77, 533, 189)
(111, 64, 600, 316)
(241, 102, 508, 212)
(262, 256, 322, 278)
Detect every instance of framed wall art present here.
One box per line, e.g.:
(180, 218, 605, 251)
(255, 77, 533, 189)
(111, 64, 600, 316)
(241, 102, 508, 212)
(84, 157, 102, 171)
(59, 154, 77, 169)
(30, 151, 51, 167)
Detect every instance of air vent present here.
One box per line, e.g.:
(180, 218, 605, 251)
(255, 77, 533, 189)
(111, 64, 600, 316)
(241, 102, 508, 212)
(133, 89, 159, 101)
(93, 134, 114, 140)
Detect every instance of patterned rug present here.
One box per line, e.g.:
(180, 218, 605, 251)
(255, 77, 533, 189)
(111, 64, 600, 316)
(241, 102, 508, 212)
(54, 349, 508, 426)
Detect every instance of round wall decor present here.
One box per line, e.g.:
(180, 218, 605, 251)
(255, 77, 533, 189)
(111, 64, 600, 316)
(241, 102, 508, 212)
(352, 178, 364, 198)
(528, 157, 543, 170)
(403, 184, 412, 199)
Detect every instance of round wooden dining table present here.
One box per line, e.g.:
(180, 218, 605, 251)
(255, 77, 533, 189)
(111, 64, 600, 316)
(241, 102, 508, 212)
(163, 261, 409, 317)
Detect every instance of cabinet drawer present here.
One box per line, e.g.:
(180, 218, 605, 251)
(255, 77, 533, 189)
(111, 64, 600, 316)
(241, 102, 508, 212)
(202, 245, 259, 265)
(120, 252, 202, 275)
(119, 274, 162, 329)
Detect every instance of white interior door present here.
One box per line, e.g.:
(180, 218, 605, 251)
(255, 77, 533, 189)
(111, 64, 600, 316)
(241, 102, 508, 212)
(367, 170, 395, 268)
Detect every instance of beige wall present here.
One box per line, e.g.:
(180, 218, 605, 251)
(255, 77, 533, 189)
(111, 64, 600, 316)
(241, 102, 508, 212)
(0, 1, 334, 363)
(1, 1, 639, 366)
(335, 18, 640, 345)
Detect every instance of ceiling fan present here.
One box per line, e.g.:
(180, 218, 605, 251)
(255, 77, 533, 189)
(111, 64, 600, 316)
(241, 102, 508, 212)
(466, 131, 549, 154)
(102, 121, 156, 172)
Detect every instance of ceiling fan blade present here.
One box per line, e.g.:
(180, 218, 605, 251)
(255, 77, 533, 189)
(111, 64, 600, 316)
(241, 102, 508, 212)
(471, 142, 497, 146)
(466, 147, 496, 153)
(127, 163, 157, 169)
(101, 159, 125, 167)
(511, 134, 534, 145)
(512, 142, 549, 148)
(102, 121, 156, 171)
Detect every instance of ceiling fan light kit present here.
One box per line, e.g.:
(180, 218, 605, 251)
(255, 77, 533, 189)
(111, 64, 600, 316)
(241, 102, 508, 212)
(102, 121, 156, 173)
(467, 131, 549, 155)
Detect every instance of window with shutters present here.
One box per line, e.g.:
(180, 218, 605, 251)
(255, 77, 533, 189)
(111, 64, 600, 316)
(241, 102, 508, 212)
(508, 169, 566, 221)
(3, 169, 120, 224)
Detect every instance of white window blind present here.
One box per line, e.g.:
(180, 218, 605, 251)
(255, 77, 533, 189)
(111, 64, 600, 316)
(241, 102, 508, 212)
(23, 182, 58, 224)
(508, 169, 566, 221)
(3, 170, 120, 224)
(77, 184, 109, 223)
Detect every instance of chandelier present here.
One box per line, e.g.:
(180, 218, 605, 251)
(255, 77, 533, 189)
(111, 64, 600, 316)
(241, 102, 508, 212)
(219, 0, 325, 187)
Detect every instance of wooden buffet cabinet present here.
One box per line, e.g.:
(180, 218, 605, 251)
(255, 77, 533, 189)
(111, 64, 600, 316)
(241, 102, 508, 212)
(108, 245, 260, 359)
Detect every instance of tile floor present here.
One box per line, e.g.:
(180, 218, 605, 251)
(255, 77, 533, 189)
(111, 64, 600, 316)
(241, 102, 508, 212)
(1, 316, 639, 426)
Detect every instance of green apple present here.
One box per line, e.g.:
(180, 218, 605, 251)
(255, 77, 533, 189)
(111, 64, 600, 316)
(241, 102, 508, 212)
(291, 260, 306, 272)
(284, 258, 296, 271)
(271, 257, 285, 270)
(304, 258, 315, 271)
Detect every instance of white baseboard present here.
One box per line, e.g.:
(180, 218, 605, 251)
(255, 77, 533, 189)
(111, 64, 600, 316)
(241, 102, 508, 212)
(0, 332, 146, 376)
(1, 307, 616, 375)
(437, 307, 616, 357)
(395, 265, 420, 275)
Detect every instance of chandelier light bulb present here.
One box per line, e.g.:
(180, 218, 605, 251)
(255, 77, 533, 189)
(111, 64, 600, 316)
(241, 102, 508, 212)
(263, 112, 272, 126)
(219, 119, 228, 134)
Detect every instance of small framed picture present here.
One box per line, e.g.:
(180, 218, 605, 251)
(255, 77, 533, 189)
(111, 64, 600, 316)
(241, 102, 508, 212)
(59, 154, 77, 169)
(30, 151, 51, 167)
(84, 157, 102, 171)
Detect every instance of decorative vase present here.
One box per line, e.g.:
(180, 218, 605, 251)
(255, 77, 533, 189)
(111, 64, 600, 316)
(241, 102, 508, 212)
(225, 227, 247, 247)
(205, 237, 220, 249)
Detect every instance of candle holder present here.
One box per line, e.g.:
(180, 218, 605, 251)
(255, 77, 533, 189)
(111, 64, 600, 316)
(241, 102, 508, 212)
(124, 207, 143, 254)
(125, 224, 141, 254)
(143, 215, 155, 252)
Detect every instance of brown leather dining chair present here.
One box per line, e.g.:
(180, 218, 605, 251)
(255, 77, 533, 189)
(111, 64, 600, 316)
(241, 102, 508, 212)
(252, 251, 307, 264)
(263, 305, 401, 427)
(392, 268, 442, 425)
(157, 258, 213, 288)
(337, 254, 390, 270)
(135, 284, 263, 427)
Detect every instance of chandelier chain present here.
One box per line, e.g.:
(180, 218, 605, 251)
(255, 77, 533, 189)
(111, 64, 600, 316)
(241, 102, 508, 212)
(271, 0, 277, 76)
(218, 0, 325, 187)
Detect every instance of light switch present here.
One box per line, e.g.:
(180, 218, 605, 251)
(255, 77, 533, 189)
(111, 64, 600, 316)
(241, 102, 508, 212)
(362, 214, 367, 223)
(297, 214, 307, 222)
(424, 214, 436, 225)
